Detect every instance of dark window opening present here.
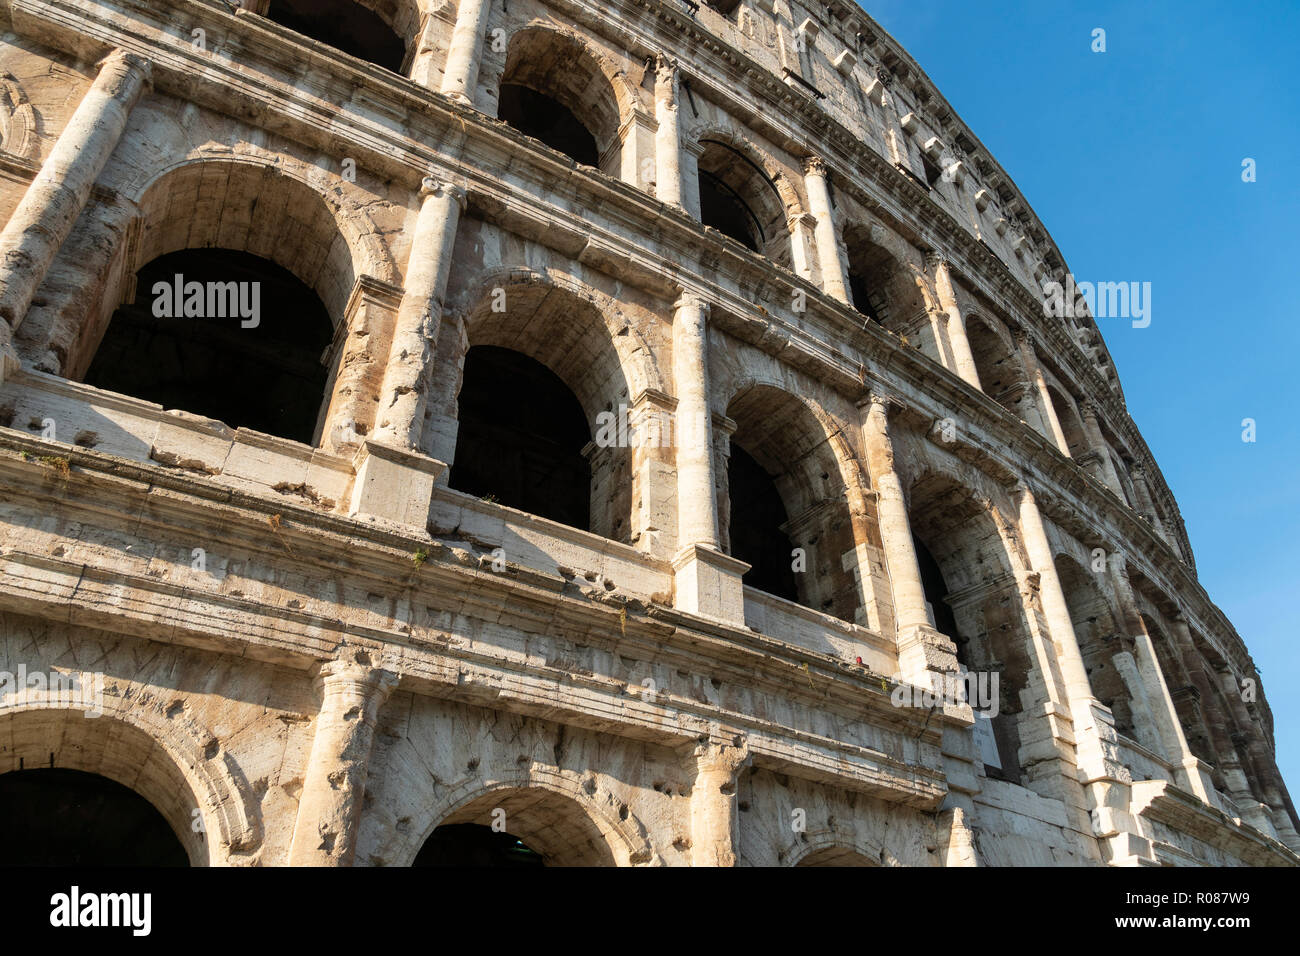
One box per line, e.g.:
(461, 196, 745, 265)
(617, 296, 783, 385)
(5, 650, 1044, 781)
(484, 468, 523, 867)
(267, 0, 407, 73)
(84, 248, 334, 445)
(0, 768, 188, 866)
(699, 169, 762, 252)
(848, 272, 884, 324)
(728, 444, 799, 603)
(450, 345, 592, 531)
(920, 152, 942, 188)
(913, 536, 960, 640)
(914, 536, 1022, 784)
(704, 0, 742, 15)
(498, 83, 600, 168)
(413, 823, 546, 867)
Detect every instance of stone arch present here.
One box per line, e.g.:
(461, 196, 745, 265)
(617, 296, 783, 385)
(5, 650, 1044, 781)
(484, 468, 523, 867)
(493, 25, 636, 178)
(451, 267, 663, 408)
(965, 311, 1020, 409)
(688, 125, 800, 267)
(1140, 611, 1216, 770)
(0, 699, 261, 866)
(841, 220, 939, 360)
(1110, 450, 1137, 508)
(782, 826, 897, 867)
(265, 0, 419, 74)
(720, 380, 873, 622)
(1044, 382, 1088, 458)
(898, 457, 1041, 783)
(446, 269, 662, 543)
(0, 71, 39, 160)
(121, 156, 399, 326)
(1054, 552, 1136, 739)
(386, 767, 656, 867)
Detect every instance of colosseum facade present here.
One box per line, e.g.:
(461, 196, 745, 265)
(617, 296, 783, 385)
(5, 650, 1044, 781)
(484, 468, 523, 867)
(0, 0, 1294, 867)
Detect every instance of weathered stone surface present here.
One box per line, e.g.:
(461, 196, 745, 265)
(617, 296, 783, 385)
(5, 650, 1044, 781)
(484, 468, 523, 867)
(0, 0, 1292, 867)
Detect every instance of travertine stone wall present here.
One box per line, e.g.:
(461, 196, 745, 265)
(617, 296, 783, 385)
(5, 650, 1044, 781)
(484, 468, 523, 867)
(0, 0, 1293, 866)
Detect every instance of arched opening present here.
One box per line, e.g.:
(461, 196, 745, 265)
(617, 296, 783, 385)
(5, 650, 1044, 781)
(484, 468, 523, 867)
(266, 0, 410, 73)
(449, 280, 636, 543)
(727, 443, 799, 603)
(84, 248, 334, 443)
(0, 708, 222, 864)
(906, 473, 1032, 783)
(1045, 385, 1088, 458)
(795, 845, 876, 866)
(1055, 555, 1136, 739)
(965, 314, 1018, 409)
(842, 225, 939, 361)
(412, 823, 545, 867)
(498, 85, 599, 168)
(449, 345, 592, 531)
(1110, 452, 1137, 508)
(1143, 613, 1216, 769)
(74, 161, 369, 447)
(413, 786, 618, 866)
(0, 768, 188, 865)
(498, 30, 622, 175)
(723, 385, 864, 622)
(695, 139, 792, 266)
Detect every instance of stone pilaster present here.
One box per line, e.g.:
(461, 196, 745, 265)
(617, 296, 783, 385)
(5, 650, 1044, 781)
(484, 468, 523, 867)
(373, 176, 465, 452)
(319, 275, 406, 456)
(802, 157, 850, 305)
(672, 293, 747, 621)
(1079, 401, 1125, 497)
(0, 48, 151, 376)
(689, 736, 750, 866)
(926, 252, 980, 389)
(289, 658, 399, 866)
(440, 0, 493, 106)
(1108, 552, 1210, 804)
(859, 394, 958, 684)
(1014, 329, 1072, 455)
(654, 55, 683, 208)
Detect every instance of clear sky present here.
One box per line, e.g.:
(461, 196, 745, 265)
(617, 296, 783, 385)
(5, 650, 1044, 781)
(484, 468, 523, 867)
(858, 1, 1299, 800)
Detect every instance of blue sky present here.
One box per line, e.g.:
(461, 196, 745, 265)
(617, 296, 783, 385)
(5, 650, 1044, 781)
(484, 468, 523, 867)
(859, 1, 1300, 800)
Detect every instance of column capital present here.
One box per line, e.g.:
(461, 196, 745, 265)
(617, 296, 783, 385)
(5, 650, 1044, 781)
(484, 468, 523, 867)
(924, 249, 950, 271)
(655, 53, 680, 106)
(693, 736, 751, 776)
(859, 390, 901, 414)
(802, 155, 828, 178)
(100, 48, 153, 86)
(314, 656, 400, 698)
(421, 175, 467, 209)
(673, 290, 711, 318)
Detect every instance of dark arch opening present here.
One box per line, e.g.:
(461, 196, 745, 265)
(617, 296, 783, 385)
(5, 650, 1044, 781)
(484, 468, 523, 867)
(450, 345, 592, 531)
(498, 84, 600, 167)
(498, 30, 621, 176)
(696, 140, 789, 264)
(698, 169, 762, 252)
(0, 768, 189, 866)
(412, 823, 546, 867)
(84, 248, 335, 444)
(727, 443, 799, 603)
(267, 0, 407, 73)
(905, 473, 1029, 787)
(913, 535, 960, 640)
(1056, 555, 1137, 740)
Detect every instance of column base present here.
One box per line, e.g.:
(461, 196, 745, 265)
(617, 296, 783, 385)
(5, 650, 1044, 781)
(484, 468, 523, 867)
(672, 544, 750, 625)
(349, 439, 446, 529)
